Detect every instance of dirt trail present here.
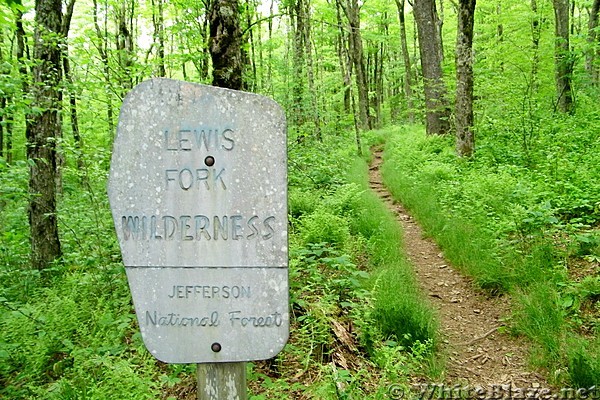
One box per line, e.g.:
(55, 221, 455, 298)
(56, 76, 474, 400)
(369, 148, 548, 388)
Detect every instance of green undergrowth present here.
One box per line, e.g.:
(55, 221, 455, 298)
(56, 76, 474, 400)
(378, 124, 600, 386)
(1, 131, 438, 398)
(1, 147, 167, 399)
(250, 135, 439, 398)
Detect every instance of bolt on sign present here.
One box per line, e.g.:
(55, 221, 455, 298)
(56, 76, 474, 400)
(108, 78, 289, 363)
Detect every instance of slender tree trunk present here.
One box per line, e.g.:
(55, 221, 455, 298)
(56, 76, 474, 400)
(63, 55, 82, 157)
(0, 23, 17, 162)
(586, 0, 600, 85)
(338, 0, 371, 130)
(553, 0, 574, 113)
(335, 1, 352, 113)
(5, 123, 13, 164)
(413, 17, 418, 65)
(267, 0, 274, 95)
(437, 0, 445, 63)
(350, 0, 371, 130)
(61, 0, 76, 48)
(302, 0, 322, 140)
(209, 0, 244, 90)
(497, 3, 504, 72)
(16, 10, 30, 67)
(178, 6, 187, 81)
(413, 0, 451, 135)
(246, 0, 258, 91)
(395, 0, 415, 123)
(497, 3, 503, 41)
(27, 0, 63, 270)
(115, 1, 135, 94)
(53, 0, 76, 195)
(351, 90, 362, 156)
(378, 41, 385, 127)
(11, 11, 29, 165)
(334, 0, 360, 151)
(159, 0, 166, 77)
(531, 0, 541, 89)
(256, 4, 264, 91)
(61, 0, 83, 169)
(152, 0, 166, 77)
(289, 0, 306, 129)
(570, 0, 576, 35)
(455, 0, 476, 157)
(92, 0, 115, 135)
(201, 7, 211, 81)
(370, 34, 385, 129)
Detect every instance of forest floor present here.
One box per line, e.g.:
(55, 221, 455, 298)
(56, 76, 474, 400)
(368, 148, 550, 389)
(166, 149, 553, 399)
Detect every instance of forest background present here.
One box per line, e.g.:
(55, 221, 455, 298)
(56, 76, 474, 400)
(1, 0, 600, 398)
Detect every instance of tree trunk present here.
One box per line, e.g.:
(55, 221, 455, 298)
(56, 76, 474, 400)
(246, 0, 258, 91)
(552, 0, 574, 113)
(302, 0, 322, 140)
(497, 3, 504, 72)
(11, 10, 29, 165)
(570, 0, 576, 35)
(152, 0, 166, 77)
(586, 0, 600, 85)
(209, 0, 244, 90)
(351, 89, 362, 156)
(63, 53, 83, 169)
(201, 5, 212, 81)
(437, 0, 445, 63)
(53, 0, 76, 195)
(455, 0, 476, 157)
(395, 0, 415, 123)
(289, 0, 306, 129)
(338, 0, 371, 130)
(335, 1, 352, 114)
(531, 0, 541, 89)
(371, 37, 385, 129)
(26, 0, 63, 270)
(61, 0, 83, 170)
(115, 0, 135, 94)
(255, 1, 264, 91)
(92, 0, 115, 135)
(413, 0, 451, 135)
(266, 0, 274, 94)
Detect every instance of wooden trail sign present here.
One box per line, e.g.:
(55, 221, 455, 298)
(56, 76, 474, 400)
(108, 78, 289, 364)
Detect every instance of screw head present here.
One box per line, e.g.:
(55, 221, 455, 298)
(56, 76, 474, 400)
(204, 156, 215, 167)
(211, 342, 222, 353)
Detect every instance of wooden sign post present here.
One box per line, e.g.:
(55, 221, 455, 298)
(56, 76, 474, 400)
(108, 78, 288, 398)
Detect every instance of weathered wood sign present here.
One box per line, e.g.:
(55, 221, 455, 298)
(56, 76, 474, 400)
(108, 78, 289, 363)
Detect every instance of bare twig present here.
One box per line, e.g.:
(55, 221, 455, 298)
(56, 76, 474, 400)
(460, 325, 504, 346)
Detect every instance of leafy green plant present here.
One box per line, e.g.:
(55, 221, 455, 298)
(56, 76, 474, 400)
(289, 187, 319, 219)
(371, 269, 437, 347)
(300, 211, 350, 247)
(567, 338, 600, 387)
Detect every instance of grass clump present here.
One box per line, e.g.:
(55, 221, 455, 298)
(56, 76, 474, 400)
(380, 127, 511, 293)
(378, 124, 600, 386)
(346, 155, 438, 359)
